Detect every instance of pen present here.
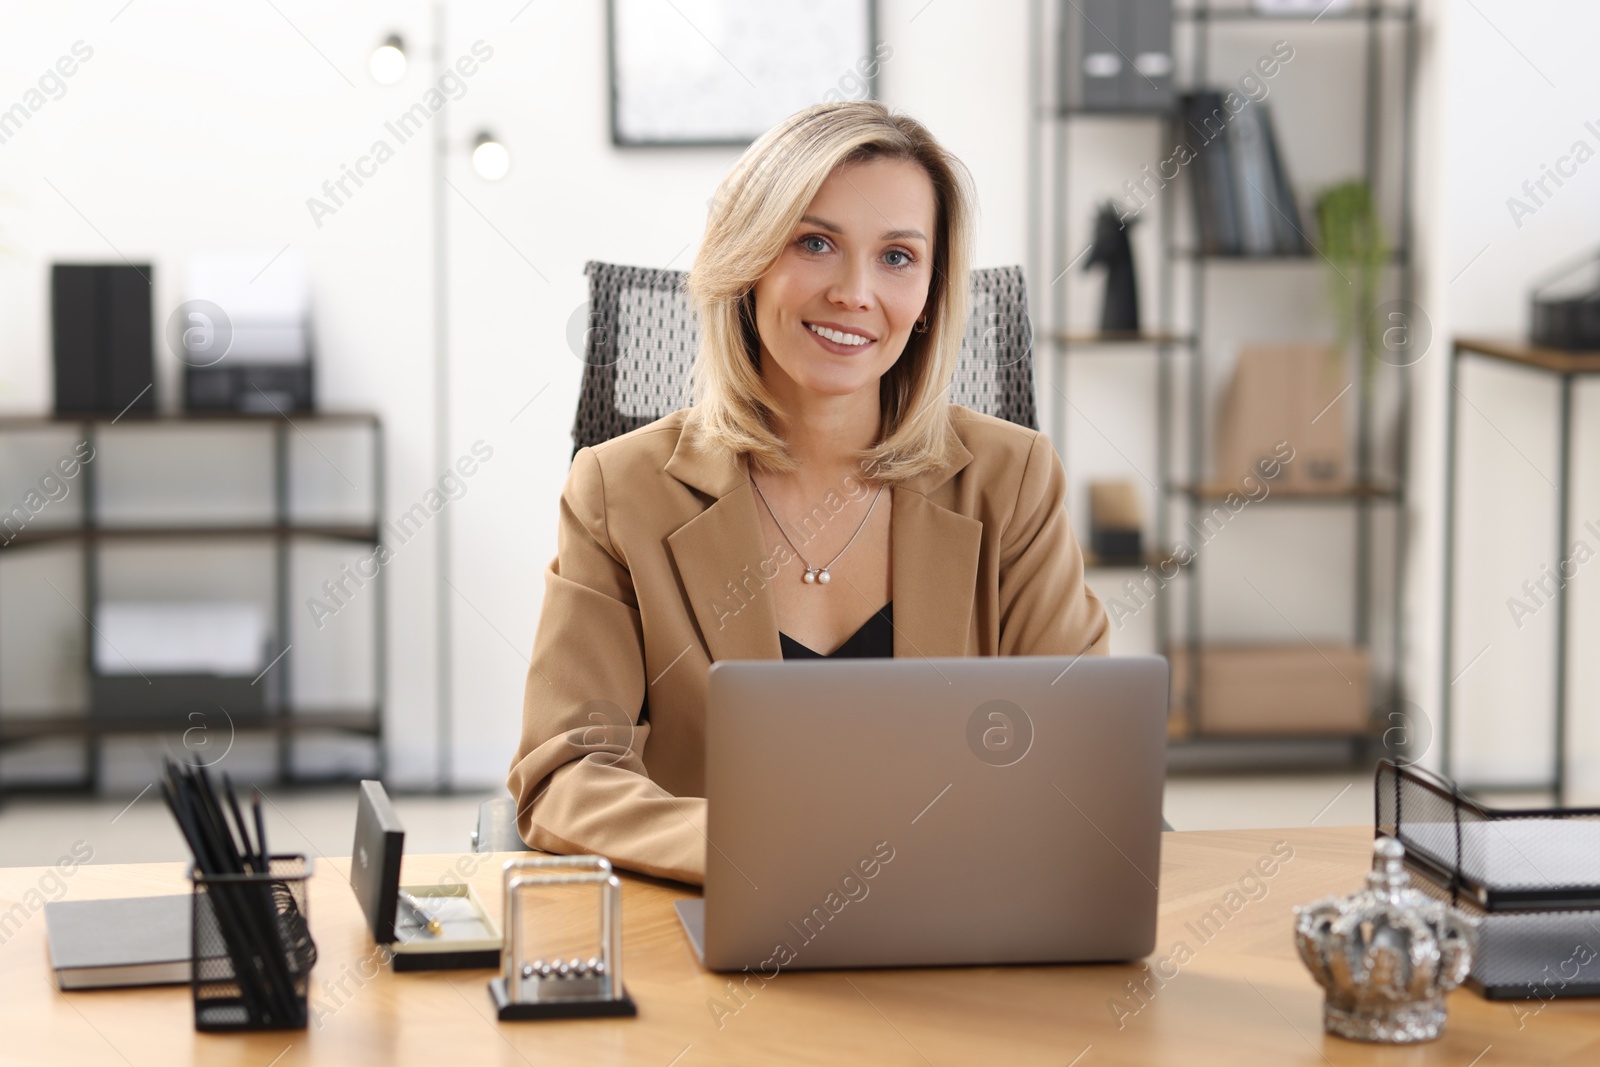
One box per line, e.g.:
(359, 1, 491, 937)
(252, 789, 268, 873)
(398, 890, 442, 936)
(221, 773, 256, 872)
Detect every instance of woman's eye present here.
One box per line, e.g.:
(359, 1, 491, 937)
(799, 236, 913, 267)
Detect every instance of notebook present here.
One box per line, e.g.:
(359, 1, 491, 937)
(44, 895, 191, 990)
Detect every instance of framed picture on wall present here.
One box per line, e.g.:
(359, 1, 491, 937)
(607, 0, 880, 147)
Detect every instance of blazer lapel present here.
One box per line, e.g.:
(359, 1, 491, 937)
(891, 425, 980, 659)
(891, 487, 982, 659)
(663, 419, 781, 662)
(667, 484, 783, 663)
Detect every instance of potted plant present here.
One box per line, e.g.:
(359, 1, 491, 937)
(1315, 179, 1390, 397)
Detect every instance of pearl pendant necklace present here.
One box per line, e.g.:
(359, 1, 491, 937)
(750, 472, 883, 587)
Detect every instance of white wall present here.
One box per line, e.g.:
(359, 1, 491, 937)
(1416, 0, 1600, 797)
(0, 0, 1037, 790)
(2, 0, 1591, 798)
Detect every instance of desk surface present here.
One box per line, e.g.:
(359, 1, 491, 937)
(2, 827, 1595, 1066)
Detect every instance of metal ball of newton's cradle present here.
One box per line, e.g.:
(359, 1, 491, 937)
(521, 957, 605, 980)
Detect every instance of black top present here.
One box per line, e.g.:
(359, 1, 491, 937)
(779, 602, 894, 659)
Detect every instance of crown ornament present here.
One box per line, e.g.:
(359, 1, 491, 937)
(1293, 836, 1478, 1043)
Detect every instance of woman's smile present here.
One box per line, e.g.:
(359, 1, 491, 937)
(803, 320, 879, 354)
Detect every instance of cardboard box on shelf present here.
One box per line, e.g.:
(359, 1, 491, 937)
(1167, 643, 1371, 735)
(1088, 480, 1143, 561)
(1215, 343, 1350, 491)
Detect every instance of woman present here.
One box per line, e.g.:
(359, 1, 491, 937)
(507, 101, 1108, 885)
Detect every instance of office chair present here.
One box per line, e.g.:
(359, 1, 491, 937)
(477, 260, 1052, 853)
(571, 259, 1040, 455)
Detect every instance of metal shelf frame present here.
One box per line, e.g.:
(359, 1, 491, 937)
(0, 412, 386, 793)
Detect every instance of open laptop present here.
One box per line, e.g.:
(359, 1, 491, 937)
(675, 654, 1169, 971)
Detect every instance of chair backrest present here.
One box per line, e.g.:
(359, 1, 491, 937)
(571, 261, 1039, 456)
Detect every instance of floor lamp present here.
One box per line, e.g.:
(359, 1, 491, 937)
(372, 8, 511, 791)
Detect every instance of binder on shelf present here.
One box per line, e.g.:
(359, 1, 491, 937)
(1059, 0, 1174, 113)
(1123, 0, 1175, 112)
(1181, 94, 1305, 257)
(1180, 92, 1242, 255)
(1259, 104, 1308, 254)
(1059, 0, 1122, 111)
(51, 264, 156, 417)
(1227, 102, 1278, 256)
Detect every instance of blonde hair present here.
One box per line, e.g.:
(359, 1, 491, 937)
(685, 101, 977, 482)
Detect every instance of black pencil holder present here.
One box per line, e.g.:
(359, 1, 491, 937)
(190, 853, 317, 1031)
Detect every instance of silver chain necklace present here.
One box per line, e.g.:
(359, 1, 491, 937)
(749, 472, 884, 585)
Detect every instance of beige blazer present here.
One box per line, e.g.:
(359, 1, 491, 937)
(507, 405, 1110, 885)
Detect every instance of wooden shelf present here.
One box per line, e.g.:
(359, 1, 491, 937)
(1173, 248, 1408, 265)
(1166, 714, 1378, 746)
(0, 410, 380, 429)
(3, 524, 381, 547)
(1174, 5, 1415, 22)
(0, 709, 381, 744)
(1049, 106, 1171, 119)
(1175, 249, 1315, 261)
(1083, 549, 1189, 571)
(1169, 481, 1399, 502)
(1049, 332, 1194, 348)
(1455, 336, 1600, 376)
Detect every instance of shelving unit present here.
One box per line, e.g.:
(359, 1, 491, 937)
(0, 411, 385, 792)
(1028, 0, 1415, 762)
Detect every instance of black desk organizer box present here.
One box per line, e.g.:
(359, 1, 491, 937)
(1376, 760, 1600, 1000)
(191, 853, 316, 1031)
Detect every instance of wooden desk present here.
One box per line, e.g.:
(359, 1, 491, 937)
(2, 827, 1595, 1065)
